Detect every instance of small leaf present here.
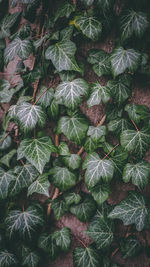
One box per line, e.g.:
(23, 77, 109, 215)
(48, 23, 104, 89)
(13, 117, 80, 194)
(49, 166, 77, 191)
(0, 88, 15, 103)
(87, 49, 111, 76)
(48, 99, 59, 119)
(120, 236, 142, 259)
(0, 133, 11, 150)
(0, 250, 18, 267)
(84, 137, 97, 153)
(54, 1, 75, 22)
(0, 12, 21, 38)
(83, 152, 114, 188)
(27, 174, 50, 197)
(57, 112, 88, 145)
(90, 183, 110, 206)
(108, 191, 147, 231)
(18, 137, 56, 173)
(45, 40, 81, 72)
(36, 87, 54, 108)
(87, 82, 110, 107)
(52, 227, 71, 252)
(22, 247, 40, 267)
(0, 149, 16, 167)
(110, 47, 141, 76)
(108, 118, 132, 136)
(59, 70, 76, 82)
(55, 78, 89, 110)
(70, 194, 96, 222)
(87, 125, 107, 143)
(58, 142, 70, 156)
(0, 79, 10, 90)
(62, 154, 81, 170)
(64, 192, 81, 206)
(73, 245, 100, 267)
(123, 161, 150, 189)
(125, 104, 150, 124)
(96, 0, 115, 13)
(76, 16, 102, 41)
(51, 197, 68, 220)
(0, 168, 15, 199)
(38, 233, 59, 260)
(81, 0, 94, 6)
(110, 147, 129, 176)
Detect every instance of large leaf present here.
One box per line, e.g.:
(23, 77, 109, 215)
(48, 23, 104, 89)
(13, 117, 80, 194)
(125, 104, 150, 124)
(10, 164, 38, 196)
(87, 82, 111, 107)
(70, 194, 96, 222)
(120, 236, 142, 259)
(16, 102, 46, 132)
(55, 78, 89, 110)
(18, 137, 56, 173)
(120, 128, 150, 158)
(87, 49, 111, 77)
(0, 168, 15, 199)
(5, 205, 44, 239)
(120, 10, 149, 41)
(54, 1, 75, 22)
(0, 250, 18, 267)
(45, 40, 81, 72)
(73, 246, 100, 267)
(76, 16, 102, 41)
(110, 47, 141, 76)
(108, 191, 147, 231)
(57, 112, 88, 145)
(49, 166, 77, 191)
(4, 38, 33, 65)
(52, 227, 71, 252)
(38, 233, 59, 260)
(123, 161, 150, 189)
(83, 152, 114, 189)
(22, 247, 40, 267)
(27, 174, 50, 197)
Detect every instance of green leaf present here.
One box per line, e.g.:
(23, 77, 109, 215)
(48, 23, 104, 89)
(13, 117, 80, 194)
(87, 49, 111, 76)
(0, 133, 11, 150)
(73, 245, 100, 267)
(110, 47, 141, 76)
(0, 149, 16, 167)
(108, 191, 147, 231)
(51, 197, 68, 220)
(0, 88, 15, 103)
(96, 0, 114, 13)
(22, 247, 40, 267)
(90, 183, 110, 206)
(64, 192, 81, 206)
(108, 118, 132, 136)
(18, 137, 56, 173)
(86, 217, 114, 249)
(54, 1, 75, 22)
(27, 174, 50, 197)
(123, 161, 150, 189)
(70, 194, 96, 222)
(38, 233, 59, 260)
(120, 236, 142, 259)
(81, 0, 94, 6)
(0, 79, 10, 90)
(45, 40, 81, 72)
(0, 12, 21, 38)
(5, 205, 44, 239)
(120, 10, 149, 41)
(10, 164, 38, 196)
(125, 104, 150, 124)
(49, 166, 77, 191)
(87, 125, 106, 143)
(83, 152, 114, 188)
(60, 25, 74, 41)
(36, 87, 54, 108)
(120, 128, 150, 158)
(62, 154, 81, 170)
(59, 70, 76, 82)
(0, 168, 15, 199)
(55, 78, 89, 110)
(84, 137, 97, 153)
(87, 82, 110, 107)
(110, 147, 128, 176)
(0, 250, 18, 267)
(58, 142, 70, 156)
(16, 102, 46, 132)
(48, 99, 59, 119)
(76, 16, 102, 41)
(57, 112, 88, 145)
(52, 227, 71, 252)
(4, 37, 33, 65)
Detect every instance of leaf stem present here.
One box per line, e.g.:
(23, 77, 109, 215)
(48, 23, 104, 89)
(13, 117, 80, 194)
(20, 160, 25, 166)
(75, 236, 87, 248)
(33, 88, 48, 105)
(102, 143, 119, 160)
(131, 119, 139, 132)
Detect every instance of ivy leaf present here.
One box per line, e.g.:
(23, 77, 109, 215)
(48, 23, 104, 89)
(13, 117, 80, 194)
(96, 0, 115, 13)
(76, 16, 102, 41)
(120, 236, 142, 259)
(108, 191, 147, 231)
(0, 168, 15, 199)
(57, 112, 88, 145)
(87, 82, 111, 107)
(87, 125, 107, 143)
(22, 247, 40, 267)
(5, 205, 44, 239)
(120, 128, 150, 158)
(27, 174, 50, 197)
(123, 161, 150, 189)
(58, 142, 70, 156)
(70, 194, 96, 222)
(84, 137, 97, 153)
(52, 227, 71, 252)
(49, 166, 77, 191)
(59, 70, 76, 82)
(10, 164, 38, 196)
(4, 38, 33, 65)
(86, 217, 114, 249)
(0, 149, 16, 167)
(51, 197, 68, 220)
(120, 10, 149, 41)
(110, 147, 128, 176)
(83, 152, 114, 189)
(18, 137, 57, 173)
(0, 12, 21, 38)
(45, 40, 81, 72)
(73, 245, 100, 267)
(36, 87, 54, 108)
(60, 25, 74, 41)
(48, 99, 59, 119)
(87, 49, 111, 76)
(55, 78, 89, 110)
(90, 183, 110, 206)
(62, 154, 81, 170)
(38, 233, 59, 260)
(64, 192, 81, 206)
(110, 47, 141, 76)
(81, 0, 94, 6)
(0, 79, 10, 90)
(0, 133, 11, 150)
(125, 104, 150, 124)
(108, 118, 132, 136)
(16, 102, 46, 132)
(0, 250, 18, 267)
(54, 1, 75, 22)
(0, 88, 15, 103)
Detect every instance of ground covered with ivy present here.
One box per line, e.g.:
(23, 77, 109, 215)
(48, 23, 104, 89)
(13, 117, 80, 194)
(0, 0, 150, 266)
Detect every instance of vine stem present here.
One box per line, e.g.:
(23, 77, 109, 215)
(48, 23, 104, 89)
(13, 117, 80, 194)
(20, 160, 25, 166)
(33, 88, 48, 105)
(75, 236, 87, 248)
(102, 143, 119, 160)
(131, 119, 139, 132)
